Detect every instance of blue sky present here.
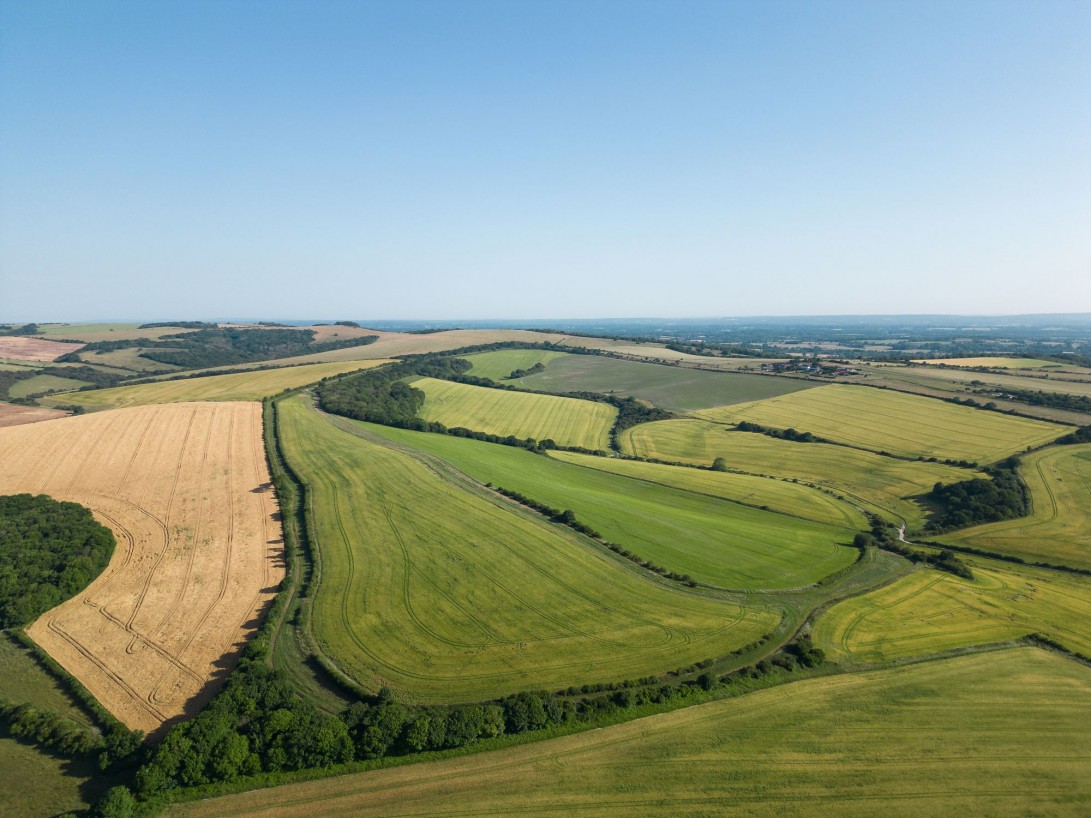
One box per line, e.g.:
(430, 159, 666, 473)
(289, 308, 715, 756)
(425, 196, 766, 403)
(1, 0, 1088, 321)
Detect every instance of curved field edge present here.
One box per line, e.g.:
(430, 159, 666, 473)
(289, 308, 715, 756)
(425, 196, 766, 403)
(812, 558, 1091, 662)
(42, 359, 394, 409)
(692, 383, 1068, 463)
(618, 417, 983, 526)
(275, 393, 782, 702)
(350, 420, 861, 591)
(165, 647, 1091, 818)
(939, 443, 1091, 571)
(410, 376, 617, 451)
(0, 402, 285, 735)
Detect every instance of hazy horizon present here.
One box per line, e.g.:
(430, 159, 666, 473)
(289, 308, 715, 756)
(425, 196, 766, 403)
(2, 0, 1088, 319)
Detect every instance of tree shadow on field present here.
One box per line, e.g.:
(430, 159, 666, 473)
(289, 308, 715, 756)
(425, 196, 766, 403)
(251, 482, 274, 494)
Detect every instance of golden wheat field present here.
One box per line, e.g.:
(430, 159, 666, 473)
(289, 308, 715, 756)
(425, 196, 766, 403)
(0, 403, 284, 736)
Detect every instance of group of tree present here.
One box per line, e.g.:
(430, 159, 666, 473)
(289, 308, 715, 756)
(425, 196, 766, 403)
(1057, 425, 1091, 445)
(733, 421, 824, 443)
(925, 460, 1028, 533)
(504, 362, 545, 379)
(0, 494, 115, 627)
(856, 518, 973, 580)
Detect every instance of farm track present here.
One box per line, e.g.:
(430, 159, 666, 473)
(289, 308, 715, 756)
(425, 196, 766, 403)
(0, 402, 285, 736)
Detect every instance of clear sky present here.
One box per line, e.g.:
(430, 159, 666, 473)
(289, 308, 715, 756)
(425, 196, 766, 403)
(1, 0, 1088, 321)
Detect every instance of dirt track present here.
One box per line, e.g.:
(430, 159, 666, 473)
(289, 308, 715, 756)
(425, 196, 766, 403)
(0, 402, 284, 736)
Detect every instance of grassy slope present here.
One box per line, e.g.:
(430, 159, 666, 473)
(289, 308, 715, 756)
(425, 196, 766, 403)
(813, 559, 1091, 661)
(0, 634, 94, 727)
(462, 349, 571, 380)
(941, 444, 1091, 570)
(512, 353, 816, 412)
(7, 374, 91, 398)
(353, 421, 859, 590)
(42, 360, 391, 409)
(411, 376, 616, 450)
(693, 383, 1066, 463)
(620, 418, 979, 527)
(169, 648, 1091, 818)
(546, 450, 866, 529)
(278, 395, 777, 702)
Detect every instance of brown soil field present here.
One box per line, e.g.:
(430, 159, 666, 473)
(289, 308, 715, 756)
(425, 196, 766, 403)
(0, 402, 284, 737)
(0, 402, 69, 427)
(0, 336, 85, 361)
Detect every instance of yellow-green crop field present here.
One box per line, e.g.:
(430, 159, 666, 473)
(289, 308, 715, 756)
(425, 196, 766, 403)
(463, 348, 571, 380)
(411, 376, 616, 450)
(942, 444, 1091, 570)
(6, 373, 92, 398)
(277, 394, 777, 702)
(913, 357, 1073, 370)
(41, 359, 392, 409)
(692, 384, 1065, 463)
(548, 450, 867, 529)
(167, 648, 1091, 818)
(813, 560, 1091, 662)
(619, 418, 979, 526)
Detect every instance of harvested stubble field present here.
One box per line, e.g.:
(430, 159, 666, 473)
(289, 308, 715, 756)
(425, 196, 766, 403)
(46, 359, 393, 410)
(0, 335, 85, 361)
(0, 402, 284, 735)
(619, 418, 978, 527)
(0, 401, 68, 428)
(942, 444, 1091, 570)
(410, 376, 616, 451)
(356, 421, 859, 590)
(693, 383, 1066, 463)
(498, 352, 816, 412)
(277, 395, 777, 702)
(813, 560, 1091, 661)
(168, 648, 1091, 818)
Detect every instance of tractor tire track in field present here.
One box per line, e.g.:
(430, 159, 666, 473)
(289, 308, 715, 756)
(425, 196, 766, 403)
(6, 402, 285, 735)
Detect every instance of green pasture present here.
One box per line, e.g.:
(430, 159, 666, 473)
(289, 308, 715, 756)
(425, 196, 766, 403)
(278, 394, 778, 703)
(548, 450, 867, 529)
(914, 356, 1071, 370)
(693, 384, 1066, 463)
(169, 648, 1091, 818)
(6, 374, 91, 398)
(942, 444, 1091, 570)
(353, 420, 860, 590)
(462, 348, 570, 380)
(511, 353, 816, 412)
(813, 559, 1091, 661)
(411, 376, 616, 450)
(619, 418, 979, 527)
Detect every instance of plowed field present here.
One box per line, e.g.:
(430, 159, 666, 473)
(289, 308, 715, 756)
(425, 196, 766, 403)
(0, 402, 284, 736)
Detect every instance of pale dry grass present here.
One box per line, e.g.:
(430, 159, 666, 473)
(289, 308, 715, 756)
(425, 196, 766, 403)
(0, 403, 284, 736)
(0, 336, 84, 361)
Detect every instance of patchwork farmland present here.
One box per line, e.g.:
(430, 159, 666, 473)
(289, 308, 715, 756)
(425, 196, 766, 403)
(4, 325, 1090, 817)
(693, 383, 1066, 463)
(0, 403, 284, 735)
(277, 394, 778, 701)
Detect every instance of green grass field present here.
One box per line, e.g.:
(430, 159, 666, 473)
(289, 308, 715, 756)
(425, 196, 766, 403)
(278, 394, 777, 702)
(78, 346, 184, 372)
(411, 376, 616, 450)
(941, 444, 1091, 570)
(462, 348, 571, 380)
(692, 384, 1066, 463)
(352, 421, 860, 590)
(6, 374, 91, 398)
(619, 418, 979, 527)
(168, 648, 1091, 818)
(894, 364, 1091, 399)
(28, 322, 202, 342)
(548, 450, 867, 529)
(813, 560, 1091, 661)
(508, 353, 817, 412)
(41, 360, 392, 409)
(0, 634, 94, 727)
